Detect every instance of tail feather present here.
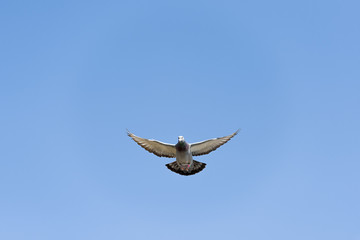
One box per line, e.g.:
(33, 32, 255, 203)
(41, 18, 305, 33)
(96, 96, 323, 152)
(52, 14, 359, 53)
(166, 160, 206, 176)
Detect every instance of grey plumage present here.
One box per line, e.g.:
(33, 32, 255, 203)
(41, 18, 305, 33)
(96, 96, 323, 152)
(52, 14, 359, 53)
(127, 130, 239, 176)
(166, 160, 206, 176)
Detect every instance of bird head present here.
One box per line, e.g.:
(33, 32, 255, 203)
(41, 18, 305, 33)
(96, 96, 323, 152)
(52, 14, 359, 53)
(178, 136, 185, 143)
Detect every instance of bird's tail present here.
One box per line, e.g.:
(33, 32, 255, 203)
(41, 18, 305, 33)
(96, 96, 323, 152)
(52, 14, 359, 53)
(166, 160, 206, 176)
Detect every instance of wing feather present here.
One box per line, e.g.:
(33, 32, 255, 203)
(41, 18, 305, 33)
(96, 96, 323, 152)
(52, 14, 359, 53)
(127, 131, 176, 158)
(190, 130, 239, 156)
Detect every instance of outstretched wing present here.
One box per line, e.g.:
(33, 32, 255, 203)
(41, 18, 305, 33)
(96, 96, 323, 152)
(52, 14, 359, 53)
(127, 130, 176, 158)
(190, 130, 239, 156)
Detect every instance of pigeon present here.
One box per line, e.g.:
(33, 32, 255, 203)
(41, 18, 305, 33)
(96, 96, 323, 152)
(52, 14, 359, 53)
(127, 130, 239, 176)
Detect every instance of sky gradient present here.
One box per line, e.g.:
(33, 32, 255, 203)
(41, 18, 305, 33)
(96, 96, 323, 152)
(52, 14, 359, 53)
(1, 0, 359, 239)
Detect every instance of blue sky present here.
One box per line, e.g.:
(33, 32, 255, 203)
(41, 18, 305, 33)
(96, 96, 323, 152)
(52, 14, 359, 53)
(1, 0, 359, 239)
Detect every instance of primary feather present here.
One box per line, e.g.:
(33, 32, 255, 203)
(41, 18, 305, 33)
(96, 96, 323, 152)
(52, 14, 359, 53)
(190, 130, 239, 156)
(127, 130, 176, 158)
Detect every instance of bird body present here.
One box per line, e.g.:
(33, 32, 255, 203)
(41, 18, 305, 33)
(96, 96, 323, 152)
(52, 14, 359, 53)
(127, 130, 239, 176)
(175, 137, 192, 170)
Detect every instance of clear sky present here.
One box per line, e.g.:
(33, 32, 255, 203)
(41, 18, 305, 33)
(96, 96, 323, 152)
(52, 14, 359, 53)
(1, 0, 359, 239)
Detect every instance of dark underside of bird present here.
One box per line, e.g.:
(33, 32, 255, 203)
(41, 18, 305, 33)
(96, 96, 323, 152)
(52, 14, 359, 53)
(165, 160, 206, 176)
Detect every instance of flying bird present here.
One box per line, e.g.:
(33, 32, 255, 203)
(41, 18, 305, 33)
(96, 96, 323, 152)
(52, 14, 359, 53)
(127, 130, 239, 176)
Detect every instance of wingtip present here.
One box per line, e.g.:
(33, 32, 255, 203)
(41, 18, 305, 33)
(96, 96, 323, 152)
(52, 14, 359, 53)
(126, 128, 132, 136)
